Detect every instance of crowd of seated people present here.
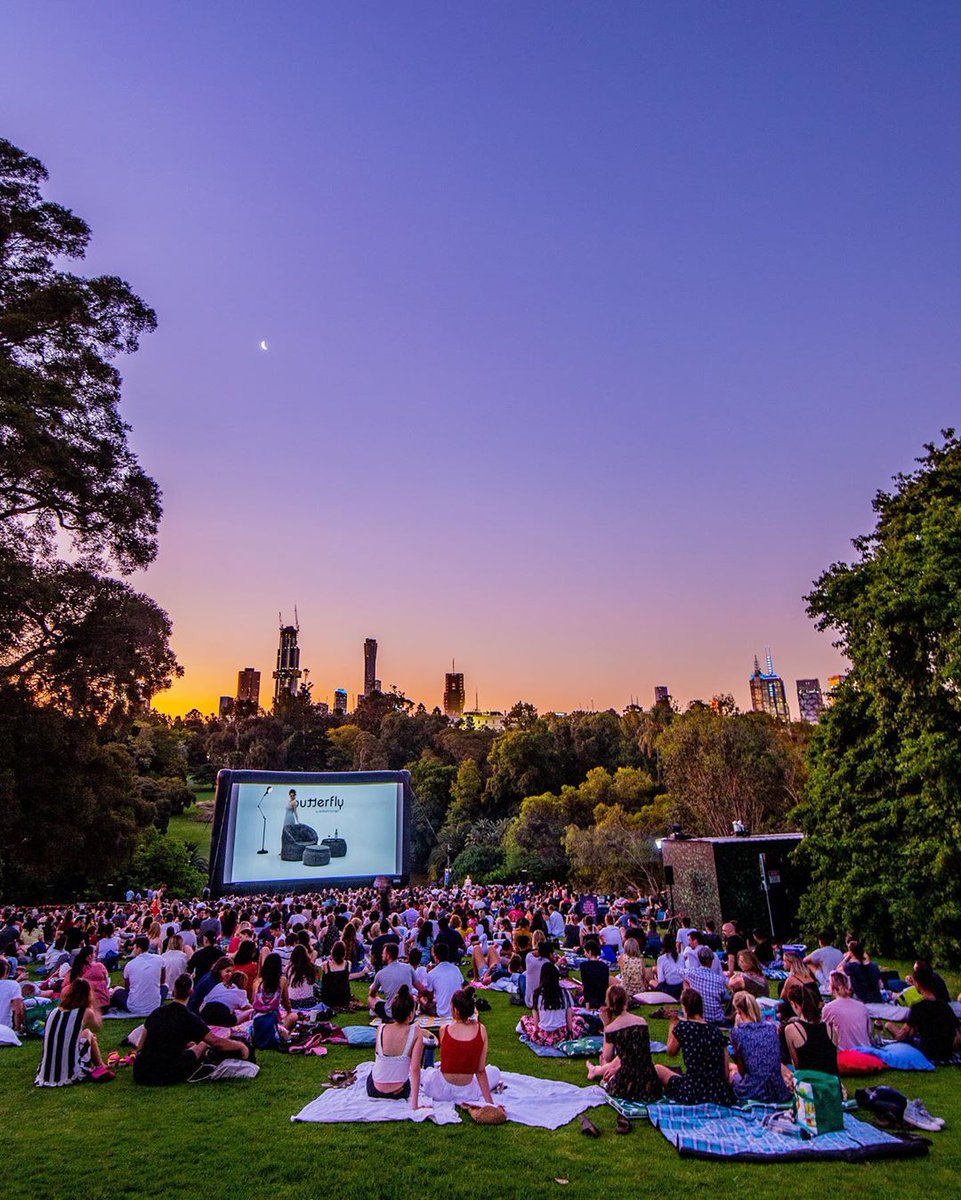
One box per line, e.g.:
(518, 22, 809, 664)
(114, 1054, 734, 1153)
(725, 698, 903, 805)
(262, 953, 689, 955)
(1, 888, 958, 1112)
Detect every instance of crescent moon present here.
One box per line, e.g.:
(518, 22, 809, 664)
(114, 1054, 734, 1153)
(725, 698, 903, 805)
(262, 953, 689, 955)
(260, 339, 269, 351)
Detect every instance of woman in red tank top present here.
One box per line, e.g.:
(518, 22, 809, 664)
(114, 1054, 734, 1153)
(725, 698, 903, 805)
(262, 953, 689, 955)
(418, 988, 504, 1108)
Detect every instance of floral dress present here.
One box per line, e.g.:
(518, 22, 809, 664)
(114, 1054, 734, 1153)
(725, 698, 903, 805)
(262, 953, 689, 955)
(605, 1022, 663, 1102)
(664, 1019, 734, 1105)
(730, 1020, 791, 1103)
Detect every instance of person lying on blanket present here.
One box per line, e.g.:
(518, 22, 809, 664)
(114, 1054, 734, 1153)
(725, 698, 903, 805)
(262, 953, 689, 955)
(585, 984, 662, 1102)
(418, 987, 503, 1108)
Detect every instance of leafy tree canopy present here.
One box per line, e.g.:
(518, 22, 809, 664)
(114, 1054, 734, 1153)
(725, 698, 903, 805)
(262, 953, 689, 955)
(796, 432, 961, 964)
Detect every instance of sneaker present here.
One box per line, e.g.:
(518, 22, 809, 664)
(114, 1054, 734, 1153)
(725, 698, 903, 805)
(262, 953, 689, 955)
(910, 1099, 944, 1129)
(903, 1099, 943, 1131)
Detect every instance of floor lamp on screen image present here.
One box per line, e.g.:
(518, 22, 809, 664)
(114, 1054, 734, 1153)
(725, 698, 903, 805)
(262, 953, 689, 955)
(256, 786, 272, 854)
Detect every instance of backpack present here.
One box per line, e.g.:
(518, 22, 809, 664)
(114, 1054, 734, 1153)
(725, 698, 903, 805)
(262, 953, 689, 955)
(792, 1069, 845, 1136)
(251, 1010, 283, 1050)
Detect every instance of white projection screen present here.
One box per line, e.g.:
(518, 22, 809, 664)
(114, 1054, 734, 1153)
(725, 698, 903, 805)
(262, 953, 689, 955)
(209, 770, 412, 895)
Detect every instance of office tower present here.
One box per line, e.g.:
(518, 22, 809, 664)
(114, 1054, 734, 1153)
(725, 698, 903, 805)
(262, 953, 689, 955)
(334, 688, 348, 715)
(796, 678, 824, 723)
(218, 695, 234, 719)
(315, 701, 330, 717)
(273, 613, 303, 705)
(823, 673, 846, 707)
(363, 638, 378, 697)
(654, 685, 671, 707)
(444, 666, 466, 718)
(236, 667, 261, 708)
(749, 650, 790, 721)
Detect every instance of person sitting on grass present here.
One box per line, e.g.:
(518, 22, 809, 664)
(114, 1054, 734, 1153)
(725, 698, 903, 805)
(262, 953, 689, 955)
(586, 983, 662, 1102)
(617, 938, 647, 999)
(887, 962, 961, 1062)
(251, 951, 298, 1034)
(727, 950, 770, 998)
(579, 939, 610, 1011)
(319, 940, 355, 1011)
(655, 934, 685, 1000)
(821, 970, 872, 1050)
(110, 936, 165, 1015)
(367, 984, 424, 1103)
(782, 981, 839, 1076)
(424, 941, 464, 1020)
(369, 942, 416, 1022)
(519, 962, 587, 1047)
(68, 945, 111, 1012)
(133, 973, 250, 1086)
(779, 952, 822, 1011)
(203, 970, 253, 1023)
(0, 959, 25, 1034)
(655, 986, 735, 1105)
(524, 932, 552, 1007)
(683, 945, 730, 1024)
(35, 979, 110, 1087)
(188, 956, 234, 1015)
(285, 944, 317, 1010)
(419, 987, 503, 1109)
(840, 941, 883, 1004)
(728, 991, 791, 1103)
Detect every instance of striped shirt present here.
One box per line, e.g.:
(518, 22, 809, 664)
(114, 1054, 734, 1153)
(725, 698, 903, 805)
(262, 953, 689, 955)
(35, 1007, 89, 1087)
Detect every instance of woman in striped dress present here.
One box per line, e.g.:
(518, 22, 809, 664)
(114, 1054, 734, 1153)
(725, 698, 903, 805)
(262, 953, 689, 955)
(35, 979, 107, 1087)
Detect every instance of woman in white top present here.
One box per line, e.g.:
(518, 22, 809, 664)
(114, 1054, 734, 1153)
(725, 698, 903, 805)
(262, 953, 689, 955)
(160, 935, 189, 991)
(368, 984, 424, 1104)
(655, 934, 685, 999)
(519, 962, 588, 1047)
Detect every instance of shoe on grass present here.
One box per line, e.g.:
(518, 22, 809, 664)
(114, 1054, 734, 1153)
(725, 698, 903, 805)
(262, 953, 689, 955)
(903, 1099, 943, 1131)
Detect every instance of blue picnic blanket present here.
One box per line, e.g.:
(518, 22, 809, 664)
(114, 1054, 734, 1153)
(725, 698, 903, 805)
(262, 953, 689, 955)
(646, 1103, 926, 1162)
(520, 1035, 669, 1059)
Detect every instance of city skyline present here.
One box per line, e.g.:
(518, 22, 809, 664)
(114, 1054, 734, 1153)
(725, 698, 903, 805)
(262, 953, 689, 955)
(3, 8, 955, 725)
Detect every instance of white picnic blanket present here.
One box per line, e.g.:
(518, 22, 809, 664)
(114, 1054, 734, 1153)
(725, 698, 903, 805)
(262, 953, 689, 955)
(291, 1061, 608, 1129)
(0, 1023, 21, 1047)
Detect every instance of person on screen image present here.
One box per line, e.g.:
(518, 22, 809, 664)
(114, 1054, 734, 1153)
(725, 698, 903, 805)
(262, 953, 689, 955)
(284, 790, 299, 827)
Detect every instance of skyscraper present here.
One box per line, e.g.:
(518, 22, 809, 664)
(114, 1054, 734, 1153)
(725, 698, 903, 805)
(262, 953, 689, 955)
(273, 614, 303, 705)
(218, 695, 234, 718)
(796, 678, 824, 723)
(334, 688, 348, 715)
(236, 667, 261, 708)
(654, 685, 671, 707)
(444, 665, 465, 718)
(363, 638, 378, 697)
(749, 651, 790, 721)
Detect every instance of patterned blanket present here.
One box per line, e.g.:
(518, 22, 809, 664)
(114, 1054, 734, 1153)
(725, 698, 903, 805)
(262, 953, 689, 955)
(647, 1102, 928, 1162)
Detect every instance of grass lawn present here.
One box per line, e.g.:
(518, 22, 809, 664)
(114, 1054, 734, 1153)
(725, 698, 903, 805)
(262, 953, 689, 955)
(164, 788, 214, 861)
(2, 972, 960, 1200)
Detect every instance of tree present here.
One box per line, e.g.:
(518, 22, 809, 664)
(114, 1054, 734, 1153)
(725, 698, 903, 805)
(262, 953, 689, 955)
(504, 793, 569, 881)
(447, 757, 484, 825)
(0, 685, 152, 897)
(658, 706, 804, 836)
(406, 753, 456, 873)
(796, 432, 961, 964)
(565, 802, 665, 893)
(127, 827, 206, 897)
(0, 138, 160, 572)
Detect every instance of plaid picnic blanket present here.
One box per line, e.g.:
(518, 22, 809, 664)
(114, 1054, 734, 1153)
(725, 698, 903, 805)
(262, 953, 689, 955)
(646, 1103, 927, 1162)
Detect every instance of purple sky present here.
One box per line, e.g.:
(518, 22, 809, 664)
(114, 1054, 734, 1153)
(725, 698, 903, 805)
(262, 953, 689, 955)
(3, 5, 959, 715)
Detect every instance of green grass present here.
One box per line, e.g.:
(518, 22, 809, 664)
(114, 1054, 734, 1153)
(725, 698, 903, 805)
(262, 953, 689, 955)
(3, 973, 960, 1200)
(164, 788, 214, 860)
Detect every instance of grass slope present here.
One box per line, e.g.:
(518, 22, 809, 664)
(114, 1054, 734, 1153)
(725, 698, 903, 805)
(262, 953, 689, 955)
(2, 979, 959, 1200)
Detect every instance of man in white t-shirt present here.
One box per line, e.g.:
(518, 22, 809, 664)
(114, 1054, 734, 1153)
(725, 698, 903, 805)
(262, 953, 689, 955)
(403, 904, 420, 930)
(425, 944, 464, 1019)
(0, 961, 24, 1032)
(112, 937, 165, 1015)
(675, 918, 696, 950)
